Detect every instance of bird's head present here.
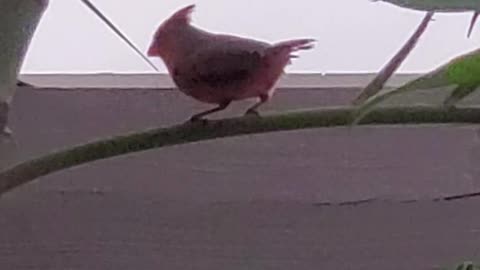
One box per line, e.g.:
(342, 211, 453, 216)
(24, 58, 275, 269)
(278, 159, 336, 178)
(147, 4, 196, 58)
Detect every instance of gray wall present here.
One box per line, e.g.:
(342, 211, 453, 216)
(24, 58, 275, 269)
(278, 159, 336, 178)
(1, 86, 480, 269)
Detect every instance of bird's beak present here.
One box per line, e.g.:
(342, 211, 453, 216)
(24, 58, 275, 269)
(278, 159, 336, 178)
(147, 44, 159, 57)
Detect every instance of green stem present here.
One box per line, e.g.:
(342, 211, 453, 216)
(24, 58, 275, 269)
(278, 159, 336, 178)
(352, 11, 434, 105)
(1, 105, 480, 197)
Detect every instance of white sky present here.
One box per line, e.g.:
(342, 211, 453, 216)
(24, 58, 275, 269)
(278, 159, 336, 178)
(20, 0, 480, 74)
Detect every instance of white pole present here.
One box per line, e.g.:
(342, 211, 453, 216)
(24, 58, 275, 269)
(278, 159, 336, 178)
(0, 0, 48, 136)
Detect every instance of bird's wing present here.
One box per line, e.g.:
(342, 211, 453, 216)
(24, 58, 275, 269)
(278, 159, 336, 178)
(173, 45, 265, 90)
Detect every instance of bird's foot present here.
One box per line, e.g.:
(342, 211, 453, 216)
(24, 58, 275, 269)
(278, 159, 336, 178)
(244, 109, 261, 117)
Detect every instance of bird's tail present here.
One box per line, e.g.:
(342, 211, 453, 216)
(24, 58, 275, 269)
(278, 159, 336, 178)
(270, 38, 316, 58)
(267, 39, 316, 67)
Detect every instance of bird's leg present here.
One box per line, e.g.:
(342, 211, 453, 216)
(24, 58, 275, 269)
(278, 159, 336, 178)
(189, 100, 231, 122)
(245, 94, 269, 117)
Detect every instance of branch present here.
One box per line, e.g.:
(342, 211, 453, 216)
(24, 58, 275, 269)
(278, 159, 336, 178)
(2, 105, 480, 197)
(352, 11, 434, 105)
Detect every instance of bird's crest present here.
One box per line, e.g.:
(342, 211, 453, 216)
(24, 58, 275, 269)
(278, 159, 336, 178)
(147, 4, 196, 57)
(168, 4, 196, 24)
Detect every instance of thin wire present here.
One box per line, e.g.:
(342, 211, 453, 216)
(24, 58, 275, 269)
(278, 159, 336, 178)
(79, 0, 159, 72)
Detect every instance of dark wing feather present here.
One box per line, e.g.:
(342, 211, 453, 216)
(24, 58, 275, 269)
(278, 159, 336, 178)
(173, 48, 263, 90)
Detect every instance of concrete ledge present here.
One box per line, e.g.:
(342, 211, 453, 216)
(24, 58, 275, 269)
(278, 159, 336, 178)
(18, 73, 423, 89)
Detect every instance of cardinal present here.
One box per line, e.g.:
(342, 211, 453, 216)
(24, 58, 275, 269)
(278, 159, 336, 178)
(147, 4, 315, 122)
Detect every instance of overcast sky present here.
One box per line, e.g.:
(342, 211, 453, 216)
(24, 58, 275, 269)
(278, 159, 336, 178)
(20, 0, 480, 74)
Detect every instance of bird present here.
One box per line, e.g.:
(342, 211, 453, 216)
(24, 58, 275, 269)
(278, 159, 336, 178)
(147, 4, 315, 122)
(373, 0, 480, 38)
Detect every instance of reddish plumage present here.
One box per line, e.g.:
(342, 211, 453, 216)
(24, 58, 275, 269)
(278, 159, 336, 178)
(147, 4, 315, 121)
